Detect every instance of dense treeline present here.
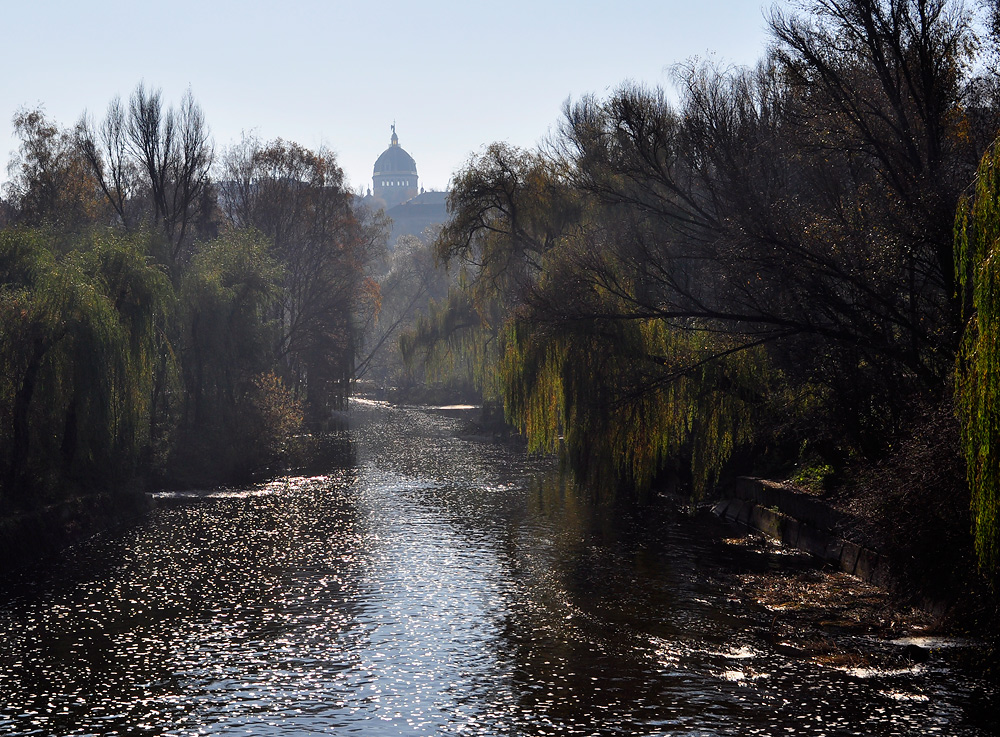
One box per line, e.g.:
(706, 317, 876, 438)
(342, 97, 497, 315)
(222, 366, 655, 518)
(0, 85, 384, 508)
(403, 0, 1000, 587)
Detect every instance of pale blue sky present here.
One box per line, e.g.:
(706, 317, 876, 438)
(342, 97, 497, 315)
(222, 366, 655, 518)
(1, 1, 777, 194)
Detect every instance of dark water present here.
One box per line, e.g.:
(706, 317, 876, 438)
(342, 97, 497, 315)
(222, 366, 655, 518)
(0, 400, 994, 736)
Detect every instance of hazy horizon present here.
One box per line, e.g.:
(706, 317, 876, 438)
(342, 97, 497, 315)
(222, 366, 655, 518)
(1, 1, 776, 195)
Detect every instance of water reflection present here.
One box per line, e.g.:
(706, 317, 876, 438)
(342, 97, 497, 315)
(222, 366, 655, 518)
(0, 400, 994, 735)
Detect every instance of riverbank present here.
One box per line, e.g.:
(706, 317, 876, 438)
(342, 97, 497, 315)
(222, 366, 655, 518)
(708, 477, 998, 678)
(714, 478, 892, 588)
(707, 403, 999, 658)
(710, 478, 942, 635)
(0, 422, 359, 577)
(3, 398, 993, 735)
(0, 488, 152, 573)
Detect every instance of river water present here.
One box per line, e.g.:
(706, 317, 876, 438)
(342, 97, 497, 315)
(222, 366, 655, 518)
(0, 400, 994, 736)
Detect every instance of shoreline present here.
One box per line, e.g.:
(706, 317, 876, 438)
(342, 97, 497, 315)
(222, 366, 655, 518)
(0, 489, 152, 575)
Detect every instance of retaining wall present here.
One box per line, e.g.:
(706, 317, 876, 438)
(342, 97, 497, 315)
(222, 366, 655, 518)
(712, 478, 891, 588)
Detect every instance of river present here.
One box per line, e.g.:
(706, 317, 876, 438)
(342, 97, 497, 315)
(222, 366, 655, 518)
(0, 399, 994, 735)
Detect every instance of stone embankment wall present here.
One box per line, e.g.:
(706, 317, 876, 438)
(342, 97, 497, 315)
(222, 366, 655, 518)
(713, 477, 891, 588)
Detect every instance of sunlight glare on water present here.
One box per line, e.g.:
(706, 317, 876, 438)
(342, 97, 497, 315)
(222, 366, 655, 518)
(0, 400, 994, 735)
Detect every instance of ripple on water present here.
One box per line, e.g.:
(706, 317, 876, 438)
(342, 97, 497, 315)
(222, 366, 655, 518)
(0, 400, 994, 736)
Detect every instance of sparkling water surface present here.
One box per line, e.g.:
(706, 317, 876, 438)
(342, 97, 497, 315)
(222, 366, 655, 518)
(0, 400, 994, 735)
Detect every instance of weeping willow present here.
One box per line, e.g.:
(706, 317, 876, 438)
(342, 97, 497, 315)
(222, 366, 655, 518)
(403, 143, 581, 404)
(177, 230, 282, 427)
(501, 312, 771, 497)
(400, 287, 505, 401)
(0, 228, 172, 498)
(954, 141, 1000, 578)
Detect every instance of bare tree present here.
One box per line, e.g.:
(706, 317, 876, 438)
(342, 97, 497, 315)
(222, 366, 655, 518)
(127, 85, 213, 267)
(76, 96, 139, 229)
(78, 84, 214, 272)
(354, 228, 451, 386)
(220, 136, 387, 414)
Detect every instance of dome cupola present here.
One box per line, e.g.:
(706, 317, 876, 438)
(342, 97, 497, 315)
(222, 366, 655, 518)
(372, 125, 418, 208)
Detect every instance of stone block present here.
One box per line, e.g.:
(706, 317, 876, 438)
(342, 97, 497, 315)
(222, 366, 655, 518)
(751, 506, 783, 539)
(736, 501, 753, 526)
(868, 554, 892, 588)
(796, 524, 828, 558)
(781, 517, 801, 547)
(840, 541, 861, 575)
(854, 548, 881, 583)
(711, 500, 731, 519)
(824, 537, 845, 564)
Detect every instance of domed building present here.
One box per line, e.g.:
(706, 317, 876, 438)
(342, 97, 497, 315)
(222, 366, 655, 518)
(365, 125, 450, 249)
(373, 125, 418, 209)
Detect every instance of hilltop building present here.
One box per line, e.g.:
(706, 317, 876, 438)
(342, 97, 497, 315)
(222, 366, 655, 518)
(364, 125, 448, 248)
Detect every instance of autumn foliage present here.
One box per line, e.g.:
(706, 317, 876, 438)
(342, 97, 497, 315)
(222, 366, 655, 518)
(402, 0, 1000, 585)
(1, 86, 383, 502)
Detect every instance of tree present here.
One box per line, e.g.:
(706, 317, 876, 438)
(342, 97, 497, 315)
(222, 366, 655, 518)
(954, 138, 1000, 579)
(407, 0, 996, 495)
(76, 96, 141, 230)
(551, 0, 986, 451)
(769, 0, 983, 343)
(4, 108, 106, 229)
(77, 85, 215, 275)
(169, 229, 294, 484)
(220, 136, 385, 416)
(403, 143, 580, 400)
(0, 228, 172, 501)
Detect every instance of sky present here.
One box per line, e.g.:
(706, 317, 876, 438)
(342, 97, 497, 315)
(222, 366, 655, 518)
(1, 1, 778, 195)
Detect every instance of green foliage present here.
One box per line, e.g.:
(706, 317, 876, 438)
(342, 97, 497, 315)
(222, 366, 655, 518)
(402, 144, 579, 404)
(0, 95, 381, 503)
(791, 460, 835, 493)
(411, 138, 781, 497)
(0, 224, 312, 495)
(400, 289, 502, 400)
(954, 140, 1000, 578)
(181, 228, 281, 355)
(170, 230, 286, 480)
(0, 228, 171, 500)
(502, 309, 772, 496)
